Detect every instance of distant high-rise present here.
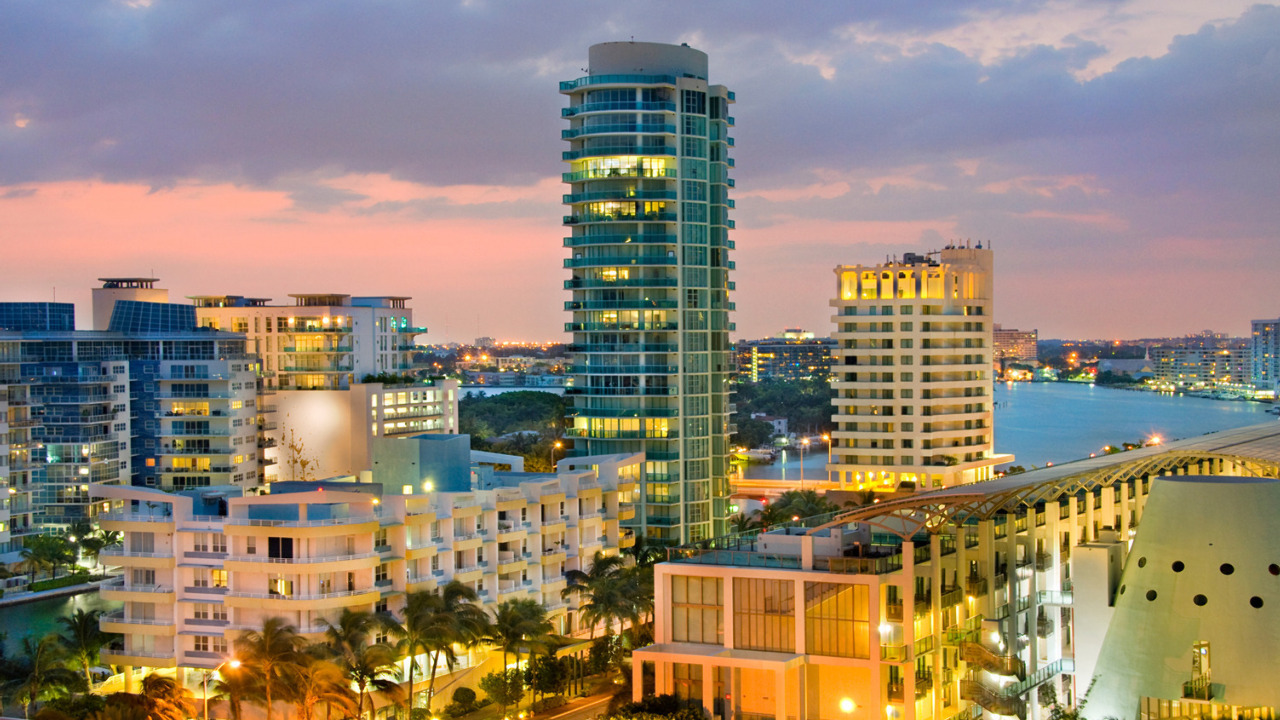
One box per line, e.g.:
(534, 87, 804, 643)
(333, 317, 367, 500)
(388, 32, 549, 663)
(1252, 318, 1280, 394)
(561, 42, 736, 543)
(828, 246, 1010, 491)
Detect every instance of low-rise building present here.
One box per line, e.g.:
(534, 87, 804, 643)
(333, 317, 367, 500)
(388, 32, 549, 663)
(92, 439, 639, 693)
(635, 422, 1280, 720)
(1150, 346, 1250, 389)
(993, 325, 1039, 365)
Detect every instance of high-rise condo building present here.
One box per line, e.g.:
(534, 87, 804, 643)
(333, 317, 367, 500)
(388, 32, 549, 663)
(828, 246, 1009, 491)
(561, 42, 736, 544)
(0, 300, 259, 564)
(1252, 318, 1280, 395)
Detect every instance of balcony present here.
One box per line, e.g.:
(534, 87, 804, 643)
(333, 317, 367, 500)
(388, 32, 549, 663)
(563, 189, 677, 203)
(559, 74, 678, 92)
(562, 147, 676, 162)
(561, 100, 676, 117)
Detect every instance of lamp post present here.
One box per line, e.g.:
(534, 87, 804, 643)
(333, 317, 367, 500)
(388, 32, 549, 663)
(550, 440, 562, 471)
(822, 433, 832, 485)
(800, 437, 810, 489)
(203, 658, 240, 720)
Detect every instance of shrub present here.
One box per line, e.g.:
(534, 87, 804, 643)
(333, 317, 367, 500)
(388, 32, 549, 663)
(451, 687, 477, 707)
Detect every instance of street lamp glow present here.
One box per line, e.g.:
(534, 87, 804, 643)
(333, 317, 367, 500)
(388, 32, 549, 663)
(840, 698, 856, 714)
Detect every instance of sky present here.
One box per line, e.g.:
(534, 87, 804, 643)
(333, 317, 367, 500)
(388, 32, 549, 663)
(2, 1, 1278, 343)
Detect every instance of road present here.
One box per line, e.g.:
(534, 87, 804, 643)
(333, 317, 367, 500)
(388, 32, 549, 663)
(538, 692, 616, 720)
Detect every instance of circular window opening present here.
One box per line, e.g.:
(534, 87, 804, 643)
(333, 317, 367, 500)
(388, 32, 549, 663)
(1172, 561, 1185, 573)
(1270, 564, 1279, 576)
(1193, 594, 1207, 606)
(1138, 557, 1147, 568)
(1146, 590, 1158, 601)
(1251, 596, 1264, 609)
(1221, 563, 1235, 575)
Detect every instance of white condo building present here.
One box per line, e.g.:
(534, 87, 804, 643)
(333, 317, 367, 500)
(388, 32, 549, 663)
(92, 443, 638, 693)
(829, 246, 1009, 491)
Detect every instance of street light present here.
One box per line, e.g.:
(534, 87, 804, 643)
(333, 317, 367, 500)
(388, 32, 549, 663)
(203, 658, 241, 720)
(800, 437, 810, 489)
(550, 440, 562, 471)
(822, 433, 832, 463)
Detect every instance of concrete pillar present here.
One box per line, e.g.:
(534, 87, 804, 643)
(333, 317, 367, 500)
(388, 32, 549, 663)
(124, 665, 135, 693)
(930, 533, 944, 720)
(632, 659, 644, 703)
(797, 665, 807, 720)
(702, 664, 716, 719)
(775, 668, 788, 720)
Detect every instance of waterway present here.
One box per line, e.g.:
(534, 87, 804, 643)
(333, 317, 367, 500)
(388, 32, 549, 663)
(0, 590, 119, 657)
(744, 381, 1273, 480)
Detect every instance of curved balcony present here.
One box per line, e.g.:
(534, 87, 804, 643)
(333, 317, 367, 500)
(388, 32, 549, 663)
(567, 365, 677, 375)
(564, 212, 677, 226)
(561, 100, 676, 117)
(565, 322, 678, 332)
(563, 146, 676, 162)
(564, 256, 676, 269)
(559, 74, 678, 92)
(565, 278, 677, 290)
(565, 386, 677, 397)
(562, 123, 676, 139)
(563, 190, 677, 204)
(565, 299, 677, 311)
(563, 167, 678, 183)
(566, 343, 677, 353)
(564, 233, 676, 247)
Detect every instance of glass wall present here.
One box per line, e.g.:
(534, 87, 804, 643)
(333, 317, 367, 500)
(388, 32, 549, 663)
(733, 578, 795, 652)
(672, 575, 723, 644)
(805, 582, 870, 658)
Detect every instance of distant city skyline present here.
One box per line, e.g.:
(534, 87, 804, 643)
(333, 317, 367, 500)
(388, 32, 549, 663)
(2, 1, 1278, 342)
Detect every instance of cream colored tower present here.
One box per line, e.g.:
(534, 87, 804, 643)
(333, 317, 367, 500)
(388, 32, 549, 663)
(828, 244, 1010, 491)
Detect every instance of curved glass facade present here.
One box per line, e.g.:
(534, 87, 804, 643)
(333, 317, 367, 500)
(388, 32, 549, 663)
(561, 43, 735, 544)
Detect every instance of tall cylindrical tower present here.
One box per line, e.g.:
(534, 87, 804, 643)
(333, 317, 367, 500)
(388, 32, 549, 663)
(560, 42, 736, 544)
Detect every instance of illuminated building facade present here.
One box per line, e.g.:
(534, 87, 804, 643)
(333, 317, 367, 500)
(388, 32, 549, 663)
(993, 325, 1038, 365)
(1150, 347, 1251, 388)
(192, 294, 421, 391)
(1251, 318, 1280, 394)
(636, 422, 1280, 720)
(0, 301, 257, 564)
(735, 330, 838, 383)
(561, 42, 736, 544)
(92, 444, 638, 695)
(829, 246, 1008, 491)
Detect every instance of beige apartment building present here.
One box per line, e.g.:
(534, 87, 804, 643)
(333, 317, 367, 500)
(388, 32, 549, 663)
(93, 446, 639, 692)
(829, 246, 1009, 491)
(636, 422, 1280, 720)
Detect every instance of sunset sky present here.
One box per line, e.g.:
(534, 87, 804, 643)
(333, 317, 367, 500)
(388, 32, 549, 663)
(3, 1, 1278, 343)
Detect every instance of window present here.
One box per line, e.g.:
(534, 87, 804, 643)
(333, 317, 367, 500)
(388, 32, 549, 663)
(805, 582, 870, 658)
(733, 578, 795, 652)
(672, 576, 723, 645)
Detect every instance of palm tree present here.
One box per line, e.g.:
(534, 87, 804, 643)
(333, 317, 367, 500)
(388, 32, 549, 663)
(139, 672, 197, 720)
(562, 551, 631, 639)
(291, 656, 357, 720)
(58, 608, 111, 690)
(624, 532, 665, 569)
(319, 608, 378, 668)
(211, 664, 257, 720)
(234, 617, 307, 720)
(345, 643, 403, 720)
(392, 582, 490, 713)
(486, 599, 553, 672)
(728, 512, 761, 534)
(8, 634, 84, 718)
(18, 536, 55, 581)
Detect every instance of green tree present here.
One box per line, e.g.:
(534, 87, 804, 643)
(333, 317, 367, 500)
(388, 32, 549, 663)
(344, 643, 403, 720)
(234, 617, 307, 720)
(486, 599, 554, 672)
(8, 635, 85, 718)
(138, 673, 196, 720)
(290, 656, 357, 720)
(477, 669, 524, 716)
(390, 582, 490, 713)
(211, 664, 256, 720)
(562, 551, 632, 639)
(729, 417, 775, 449)
(57, 609, 112, 691)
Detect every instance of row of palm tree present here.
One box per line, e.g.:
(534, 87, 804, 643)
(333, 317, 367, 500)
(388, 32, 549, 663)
(4, 540, 665, 720)
(228, 581, 567, 720)
(727, 489, 844, 533)
(16, 524, 121, 581)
